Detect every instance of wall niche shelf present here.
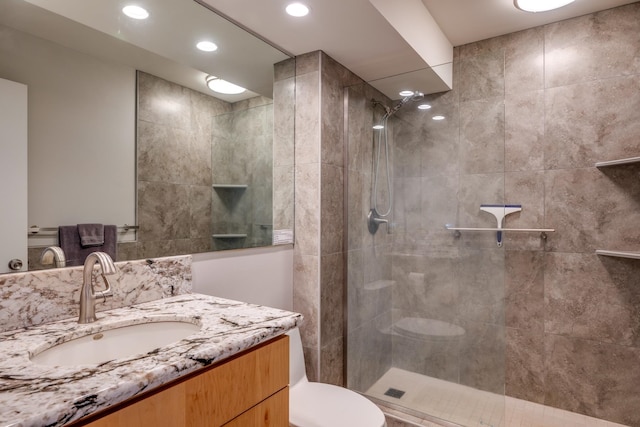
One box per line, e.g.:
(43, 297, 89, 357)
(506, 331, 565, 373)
(212, 234, 248, 239)
(212, 184, 248, 189)
(595, 157, 640, 168)
(595, 250, 640, 260)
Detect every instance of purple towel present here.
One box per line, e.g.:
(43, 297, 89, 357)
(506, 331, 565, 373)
(78, 223, 104, 247)
(58, 224, 117, 266)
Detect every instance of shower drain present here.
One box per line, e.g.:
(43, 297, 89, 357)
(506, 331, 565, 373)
(384, 388, 406, 399)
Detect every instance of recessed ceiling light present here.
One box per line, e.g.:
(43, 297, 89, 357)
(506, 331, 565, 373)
(206, 76, 246, 95)
(373, 124, 384, 130)
(417, 104, 432, 110)
(286, 3, 310, 17)
(432, 115, 445, 121)
(196, 41, 218, 52)
(514, 0, 574, 12)
(398, 90, 414, 97)
(122, 5, 149, 20)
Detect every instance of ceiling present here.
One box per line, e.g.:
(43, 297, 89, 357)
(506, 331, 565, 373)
(2, 0, 638, 101)
(202, 0, 639, 98)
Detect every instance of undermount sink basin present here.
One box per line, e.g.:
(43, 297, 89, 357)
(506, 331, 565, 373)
(30, 319, 201, 366)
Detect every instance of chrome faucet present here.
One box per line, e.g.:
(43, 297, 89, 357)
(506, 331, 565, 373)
(40, 246, 66, 268)
(79, 252, 117, 324)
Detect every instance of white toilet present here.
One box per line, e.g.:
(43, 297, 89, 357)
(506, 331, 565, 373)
(286, 328, 387, 427)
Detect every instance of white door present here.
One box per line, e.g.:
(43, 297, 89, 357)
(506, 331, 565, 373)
(0, 78, 28, 273)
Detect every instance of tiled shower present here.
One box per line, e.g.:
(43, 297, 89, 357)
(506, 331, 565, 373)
(344, 3, 640, 427)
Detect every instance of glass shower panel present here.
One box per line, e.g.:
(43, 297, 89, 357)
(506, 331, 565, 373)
(345, 81, 506, 427)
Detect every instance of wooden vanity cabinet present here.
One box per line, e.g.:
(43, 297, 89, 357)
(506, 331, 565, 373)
(75, 335, 289, 427)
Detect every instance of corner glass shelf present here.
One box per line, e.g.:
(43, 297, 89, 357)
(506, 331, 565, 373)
(212, 234, 248, 239)
(595, 157, 640, 168)
(595, 250, 640, 260)
(212, 184, 248, 189)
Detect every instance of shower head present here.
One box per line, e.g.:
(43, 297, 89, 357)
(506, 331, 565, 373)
(384, 91, 425, 119)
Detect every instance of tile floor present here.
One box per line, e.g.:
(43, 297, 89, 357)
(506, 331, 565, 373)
(367, 368, 628, 427)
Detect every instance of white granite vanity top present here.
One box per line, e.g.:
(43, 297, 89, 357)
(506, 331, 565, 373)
(0, 293, 302, 427)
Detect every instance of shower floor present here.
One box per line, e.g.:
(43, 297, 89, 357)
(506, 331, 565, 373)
(366, 368, 627, 427)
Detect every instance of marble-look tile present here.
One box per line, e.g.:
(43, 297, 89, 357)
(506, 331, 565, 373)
(348, 251, 394, 333)
(544, 81, 600, 170)
(139, 239, 192, 259)
(320, 335, 344, 386)
(505, 250, 544, 331)
(302, 344, 319, 383)
(347, 171, 364, 251)
(596, 164, 640, 252)
(296, 50, 321, 76)
(320, 165, 344, 255)
(346, 312, 392, 392)
(346, 84, 369, 173)
(115, 242, 138, 262)
(544, 334, 640, 426)
(544, 2, 640, 88)
(393, 119, 423, 178)
(460, 97, 505, 175)
(274, 57, 295, 81)
(457, 248, 505, 326)
(457, 172, 504, 229)
(272, 165, 294, 231)
(544, 168, 601, 253)
(273, 78, 295, 168)
(391, 330, 459, 382)
(137, 71, 191, 130)
(362, 243, 392, 289)
(138, 181, 190, 241)
(137, 121, 193, 184)
(321, 74, 345, 168)
(320, 252, 344, 344)
(506, 326, 545, 404)
(293, 253, 320, 348)
(595, 74, 640, 162)
(458, 51, 504, 102)
(504, 171, 545, 250)
(505, 90, 544, 172)
(294, 71, 321, 165)
(545, 252, 640, 347)
(321, 51, 362, 88)
(0, 255, 192, 332)
(458, 36, 505, 60)
(504, 27, 544, 95)
(421, 102, 460, 178)
(188, 185, 212, 239)
(394, 177, 422, 233)
(391, 253, 458, 322)
(294, 163, 320, 256)
(458, 320, 505, 394)
(421, 173, 459, 233)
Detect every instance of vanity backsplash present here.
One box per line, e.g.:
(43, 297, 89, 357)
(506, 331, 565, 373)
(0, 255, 192, 333)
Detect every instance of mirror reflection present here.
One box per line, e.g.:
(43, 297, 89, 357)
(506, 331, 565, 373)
(0, 0, 295, 273)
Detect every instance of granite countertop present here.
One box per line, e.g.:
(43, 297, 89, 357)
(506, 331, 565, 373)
(0, 293, 302, 427)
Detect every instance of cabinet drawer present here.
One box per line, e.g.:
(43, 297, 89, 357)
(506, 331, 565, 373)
(223, 388, 289, 427)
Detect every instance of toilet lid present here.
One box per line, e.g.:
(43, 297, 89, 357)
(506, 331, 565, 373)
(290, 382, 386, 427)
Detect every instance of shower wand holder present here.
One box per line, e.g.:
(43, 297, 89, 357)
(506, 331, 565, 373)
(368, 209, 389, 234)
(480, 204, 522, 247)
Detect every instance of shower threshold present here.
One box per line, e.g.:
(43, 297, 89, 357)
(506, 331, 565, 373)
(366, 368, 628, 427)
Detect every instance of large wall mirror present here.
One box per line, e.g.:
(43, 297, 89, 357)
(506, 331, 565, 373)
(0, 0, 295, 273)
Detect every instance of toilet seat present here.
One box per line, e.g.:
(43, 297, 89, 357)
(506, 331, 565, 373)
(290, 381, 386, 427)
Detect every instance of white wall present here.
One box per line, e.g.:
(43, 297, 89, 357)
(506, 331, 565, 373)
(192, 245, 293, 311)
(0, 24, 136, 246)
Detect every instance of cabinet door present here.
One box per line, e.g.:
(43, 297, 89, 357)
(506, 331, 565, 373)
(0, 78, 28, 273)
(223, 388, 288, 427)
